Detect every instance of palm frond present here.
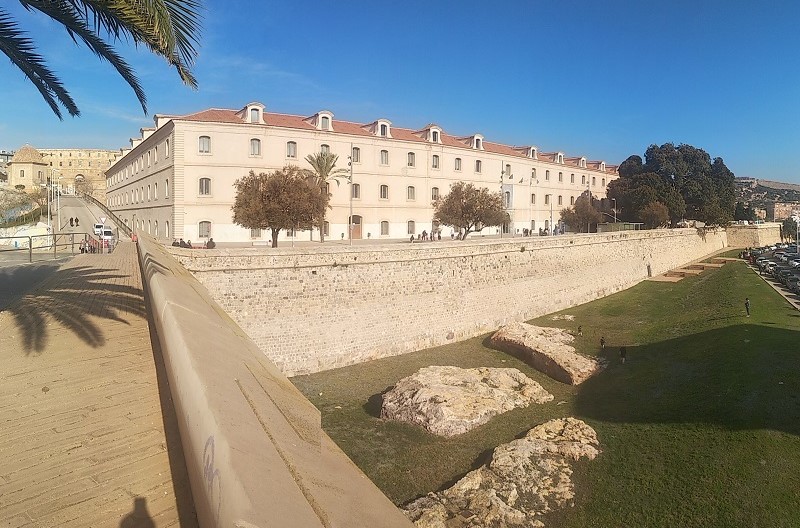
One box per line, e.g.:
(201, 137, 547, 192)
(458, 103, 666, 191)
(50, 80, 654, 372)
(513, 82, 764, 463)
(20, 0, 147, 112)
(0, 9, 78, 118)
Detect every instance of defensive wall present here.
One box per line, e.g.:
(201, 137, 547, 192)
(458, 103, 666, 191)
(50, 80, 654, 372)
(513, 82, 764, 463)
(136, 233, 413, 527)
(725, 222, 782, 248)
(169, 228, 734, 377)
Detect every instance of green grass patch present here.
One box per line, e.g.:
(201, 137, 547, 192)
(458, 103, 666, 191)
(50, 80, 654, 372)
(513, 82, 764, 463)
(291, 260, 800, 527)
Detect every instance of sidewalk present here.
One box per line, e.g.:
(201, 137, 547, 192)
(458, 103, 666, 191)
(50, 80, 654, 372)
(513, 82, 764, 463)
(0, 242, 195, 527)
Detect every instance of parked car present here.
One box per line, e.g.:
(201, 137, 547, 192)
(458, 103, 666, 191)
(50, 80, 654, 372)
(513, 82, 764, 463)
(93, 223, 104, 236)
(100, 228, 115, 248)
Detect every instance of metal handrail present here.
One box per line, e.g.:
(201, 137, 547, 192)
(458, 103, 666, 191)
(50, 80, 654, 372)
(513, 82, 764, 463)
(0, 231, 112, 263)
(80, 192, 132, 238)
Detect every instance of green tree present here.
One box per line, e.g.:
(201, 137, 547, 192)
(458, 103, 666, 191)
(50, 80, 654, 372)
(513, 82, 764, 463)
(433, 182, 507, 240)
(304, 151, 348, 243)
(232, 166, 325, 248)
(560, 194, 602, 233)
(0, 0, 202, 118)
(640, 202, 670, 229)
(783, 217, 798, 242)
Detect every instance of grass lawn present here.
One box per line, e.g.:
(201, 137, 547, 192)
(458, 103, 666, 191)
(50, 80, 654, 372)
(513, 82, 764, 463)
(291, 258, 800, 527)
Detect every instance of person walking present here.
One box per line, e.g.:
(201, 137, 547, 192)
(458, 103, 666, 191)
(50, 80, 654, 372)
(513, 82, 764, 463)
(620, 346, 627, 364)
(745, 297, 751, 317)
(600, 336, 605, 350)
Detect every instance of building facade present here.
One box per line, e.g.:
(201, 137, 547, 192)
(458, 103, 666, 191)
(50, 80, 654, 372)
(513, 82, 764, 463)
(766, 202, 800, 222)
(105, 102, 619, 243)
(6, 145, 117, 197)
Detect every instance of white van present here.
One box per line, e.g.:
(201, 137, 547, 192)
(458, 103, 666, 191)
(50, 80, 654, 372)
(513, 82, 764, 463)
(93, 223, 104, 235)
(100, 227, 114, 248)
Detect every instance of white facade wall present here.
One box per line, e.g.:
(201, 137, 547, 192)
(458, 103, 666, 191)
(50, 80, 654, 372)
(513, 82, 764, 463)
(105, 104, 619, 243)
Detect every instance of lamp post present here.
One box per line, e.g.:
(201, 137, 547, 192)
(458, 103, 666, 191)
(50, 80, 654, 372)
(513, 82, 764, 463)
(612, 198, 617, 223)
(546, 194, 553, 235)
(56, 174, 62, 230)
(348, 143, 354, 246)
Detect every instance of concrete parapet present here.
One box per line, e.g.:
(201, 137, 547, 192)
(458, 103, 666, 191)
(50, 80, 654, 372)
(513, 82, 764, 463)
(726, 223, 781, 248)
(136, 233, 413, 528)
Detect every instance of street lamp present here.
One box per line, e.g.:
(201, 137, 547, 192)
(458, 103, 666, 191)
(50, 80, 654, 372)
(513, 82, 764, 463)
(546, 194, 553, 235)
(347, 143, 354, 246)
(612, 198, 617, 224)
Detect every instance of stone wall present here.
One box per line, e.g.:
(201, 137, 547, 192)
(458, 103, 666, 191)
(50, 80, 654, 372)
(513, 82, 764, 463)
(170, 228, 727, 376)
(726, 223, 782, 248)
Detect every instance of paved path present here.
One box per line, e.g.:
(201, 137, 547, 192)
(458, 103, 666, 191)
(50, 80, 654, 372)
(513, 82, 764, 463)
(0, 242, 196, 527)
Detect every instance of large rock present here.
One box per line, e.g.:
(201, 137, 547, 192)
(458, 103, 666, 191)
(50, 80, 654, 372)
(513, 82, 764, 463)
(403, 418, 600, 528)
(380, 366, 553, 437)
(490, 322, 605, 385)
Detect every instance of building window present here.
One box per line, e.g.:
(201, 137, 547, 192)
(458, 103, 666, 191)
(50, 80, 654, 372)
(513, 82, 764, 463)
(250, 228, 262, 238)
(407, 152, 415, 167)
(431, 187, 440, 200)
(380, 150, 389, 165)
(380, 184, 389, 199)
(505, 164, 512, 178)
(199, 221, 211, 238)
(199, 177, 211, 195)
(475, 160, 482, 173)
(321, 116, 330, 130)
(250, 108, 260, 122)
(602, 178, 606, 187)
(592, 176, 596, 186)
(250, 138, 261, 156)
(558, 195, 563, 206)
(165, 139, 170, 158)
(166, 221, 170, 238)
(407, 186, 416, 200)
(432, 155, 440, 169)
(455, 158, 462, 171)
(147, 152, 150, 166)
(545, 195, 550, 205)
(321, 144, 330, 155)
(380, 123, 388, 136)
(352, 183, 361, 199)
(323, 221, 330, 236)
(558, 172, 563, 183)
(570, 173, 575, 184)
(531, 168, 536, 181)
(381, 221, 389, 235)
(432, 130, 439, 142)
(407, 220, 415, 234)
(199, 136, 211, 153)
(287, 141, 297, 158)
(570, 196, 575, 205)
(582, 175, 586, 185)
(350, 147, 360, 163)
(147, 185, 151, 201)
(19, 169, 24, 178)
(475, 138, 482, 149)
(557, 153, 564, 164)
(545, 170, 550, 181)
(504, 191, 511, 208)
(165, 179, 169, 198)
(531, 193, 536, 204)
(154, 221, 159, 237)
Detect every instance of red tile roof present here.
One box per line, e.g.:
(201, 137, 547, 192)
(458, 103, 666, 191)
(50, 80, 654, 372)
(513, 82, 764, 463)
(164, 107, 617, 173)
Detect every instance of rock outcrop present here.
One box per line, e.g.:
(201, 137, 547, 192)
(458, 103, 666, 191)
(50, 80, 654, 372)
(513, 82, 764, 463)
(490, 322, 605, 385)
(380, 366, 553, 437)
(403, 418, 600, 528)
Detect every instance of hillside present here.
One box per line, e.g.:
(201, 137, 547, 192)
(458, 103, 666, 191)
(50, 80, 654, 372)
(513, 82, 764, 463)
(736, 178, 800, 207)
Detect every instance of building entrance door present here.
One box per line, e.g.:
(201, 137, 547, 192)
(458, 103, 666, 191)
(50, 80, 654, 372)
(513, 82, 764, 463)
(350, 215, 362, 240)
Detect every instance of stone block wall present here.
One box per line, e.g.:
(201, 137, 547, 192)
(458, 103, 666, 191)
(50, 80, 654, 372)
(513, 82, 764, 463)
(169, 228, 727, 376)
(726, 223, 782, 248)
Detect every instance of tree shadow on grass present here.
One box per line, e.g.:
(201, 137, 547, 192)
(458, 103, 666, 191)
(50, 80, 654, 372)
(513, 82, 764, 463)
(574, 324, 800, 436)
(1, 262, 146, 354)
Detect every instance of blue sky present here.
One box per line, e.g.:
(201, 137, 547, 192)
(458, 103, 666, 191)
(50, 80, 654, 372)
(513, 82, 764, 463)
(3, 0, 800, 182)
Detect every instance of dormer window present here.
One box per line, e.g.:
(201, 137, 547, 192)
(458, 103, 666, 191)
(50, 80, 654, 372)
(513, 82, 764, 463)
(321, 116, 330, 130)
(529, 147, 538, 159)
(475, 138, 482, 149)
(579, 157, 587, 168)
(600, 162, 606, 171)
(380, 124, 388, 136)
(250, 108, 260, 123)
(432, 130, 440, 142)
(373, 119, 392, 138)
(557, 153, 564, 164)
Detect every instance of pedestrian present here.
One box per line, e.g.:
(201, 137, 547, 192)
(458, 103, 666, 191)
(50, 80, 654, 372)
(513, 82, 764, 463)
(186, 240, 194, 249)
(600, 336, 605, 350)
(437, 231, 442, 241)
(745, 297, 751, 317)
(171, 239, 179, 247)
(620, 346, 627, 364)
(577, 325, 582, 336)
(70, 217, 74, 227)
(410, 234, 415, 243)
(206, 238, 216, 249)
(179, 238, 187, 248)
(74, 217, 79, 227)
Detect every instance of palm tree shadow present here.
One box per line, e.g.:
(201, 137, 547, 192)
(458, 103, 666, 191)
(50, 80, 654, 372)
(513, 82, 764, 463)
(1, 264, 146, 355)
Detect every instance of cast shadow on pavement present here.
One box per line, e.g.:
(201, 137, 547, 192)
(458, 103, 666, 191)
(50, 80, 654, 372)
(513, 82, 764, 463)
(2, 264, 146, 354)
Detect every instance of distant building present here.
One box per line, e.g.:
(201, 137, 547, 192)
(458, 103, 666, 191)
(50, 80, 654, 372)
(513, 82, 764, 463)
(766, 202, 800, 221)
(104, 102, 620, 242)
(6, 145, 118, 197)
(0, 150, 14, 164)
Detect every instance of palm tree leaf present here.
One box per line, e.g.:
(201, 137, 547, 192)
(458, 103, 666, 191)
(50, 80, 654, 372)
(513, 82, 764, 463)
(20, 0, 148, 112)
(0, 9, 78, 118)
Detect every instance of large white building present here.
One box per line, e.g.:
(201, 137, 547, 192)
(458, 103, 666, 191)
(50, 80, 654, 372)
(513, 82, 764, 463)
(105, 102, 619, 243)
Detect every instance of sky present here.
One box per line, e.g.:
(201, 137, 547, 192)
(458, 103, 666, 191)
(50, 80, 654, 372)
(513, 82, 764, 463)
(3, 0, 800, 182)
